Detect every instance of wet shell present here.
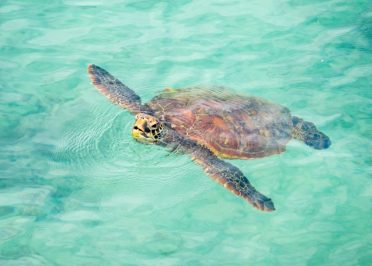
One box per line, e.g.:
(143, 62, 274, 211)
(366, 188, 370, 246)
(148, 88, 293, 159)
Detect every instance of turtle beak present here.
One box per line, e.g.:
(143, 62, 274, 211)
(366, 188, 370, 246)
(132, 119, 154, 144)
(131, 128, 142, 140)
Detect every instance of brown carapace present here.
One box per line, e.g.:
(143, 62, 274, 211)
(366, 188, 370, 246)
(148, 88, 294, 159)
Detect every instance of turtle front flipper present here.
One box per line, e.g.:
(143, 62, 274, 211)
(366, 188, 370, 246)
(292, 116, 331, 149)
(191, 144, 275, 212)
(88, 64, 150, 114)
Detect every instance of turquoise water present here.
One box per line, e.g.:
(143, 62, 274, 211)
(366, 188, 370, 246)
(1, 0, 371, 265)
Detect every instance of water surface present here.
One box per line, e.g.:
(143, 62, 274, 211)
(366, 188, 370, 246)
(1, 0, 371, 265)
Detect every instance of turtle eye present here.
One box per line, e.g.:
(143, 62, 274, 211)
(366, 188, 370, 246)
(133, 126, 139, 130)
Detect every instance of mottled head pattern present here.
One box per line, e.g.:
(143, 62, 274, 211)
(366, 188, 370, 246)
(291, 116, 331, 149)
(132, 113, 164, 144)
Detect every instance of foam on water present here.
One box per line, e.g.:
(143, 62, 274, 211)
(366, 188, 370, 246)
(1, 0, 371, 265)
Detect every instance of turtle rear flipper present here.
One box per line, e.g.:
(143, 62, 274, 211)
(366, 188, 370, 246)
(292, 116, 331, 150)
(88, 64, 151, 114)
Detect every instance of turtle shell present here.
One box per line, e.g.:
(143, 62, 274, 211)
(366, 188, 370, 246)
(147, 88, 293, 159)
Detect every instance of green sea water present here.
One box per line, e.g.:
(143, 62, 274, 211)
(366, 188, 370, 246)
(1, 0, 371, 265)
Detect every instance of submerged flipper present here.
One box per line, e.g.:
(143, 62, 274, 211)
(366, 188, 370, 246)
(189, 141, 275, 212)
(292, 116, 331, 149)
(88, 64, 149, 114)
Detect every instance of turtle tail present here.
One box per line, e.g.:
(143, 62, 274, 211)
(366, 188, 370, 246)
(291, 116, 331, 150)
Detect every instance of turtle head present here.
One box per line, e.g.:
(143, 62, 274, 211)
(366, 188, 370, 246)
(132, 113, 164, 144)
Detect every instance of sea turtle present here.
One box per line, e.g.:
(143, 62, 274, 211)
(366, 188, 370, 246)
(88, 64, 331, 212)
